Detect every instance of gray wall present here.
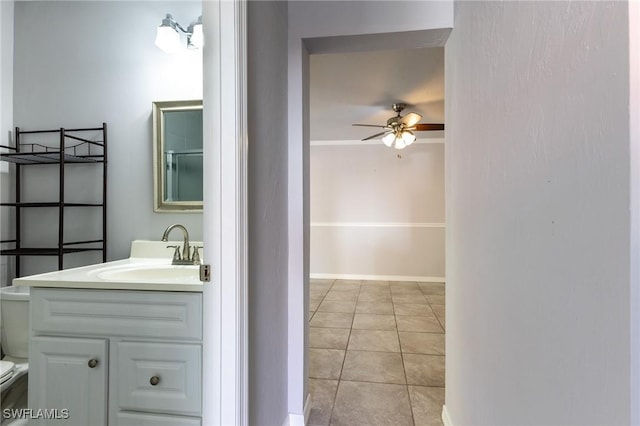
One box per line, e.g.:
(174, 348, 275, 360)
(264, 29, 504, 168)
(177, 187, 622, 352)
(445, 1, 631, 424)
(247, 1, 289, 425)
(0, 0, 14, 284)
(11, 1, 202, 276)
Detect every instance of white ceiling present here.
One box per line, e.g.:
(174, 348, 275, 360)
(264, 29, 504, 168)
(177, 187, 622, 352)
(309, 47, 444, 141)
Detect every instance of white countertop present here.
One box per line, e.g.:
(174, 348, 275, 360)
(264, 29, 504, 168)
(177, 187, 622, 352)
(13, 240, 204, 292)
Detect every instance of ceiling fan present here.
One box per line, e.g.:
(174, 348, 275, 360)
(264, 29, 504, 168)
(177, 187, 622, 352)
(352, 103, 445, 149)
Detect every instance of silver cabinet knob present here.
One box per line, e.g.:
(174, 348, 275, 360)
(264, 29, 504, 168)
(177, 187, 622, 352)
(88, 358, 99, 368)
(150, 376, 160, 386)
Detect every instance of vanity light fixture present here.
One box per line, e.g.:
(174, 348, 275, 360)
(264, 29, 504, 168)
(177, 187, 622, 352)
(155, 13, 203, 53)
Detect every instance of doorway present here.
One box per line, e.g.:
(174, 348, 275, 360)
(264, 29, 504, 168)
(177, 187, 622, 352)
(307, 48, 446, 425)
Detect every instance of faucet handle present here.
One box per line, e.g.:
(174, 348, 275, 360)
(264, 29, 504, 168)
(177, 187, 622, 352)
(166, 245, 181, 261)
(192, 246, 202, 264)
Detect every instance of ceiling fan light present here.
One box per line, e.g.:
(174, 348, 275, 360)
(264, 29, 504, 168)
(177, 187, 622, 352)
(382, 133, 395, 147)
(402, 130, 416, 146)
(394, 136, 407, 150)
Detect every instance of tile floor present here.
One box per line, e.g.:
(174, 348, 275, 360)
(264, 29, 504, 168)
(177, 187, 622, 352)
(308, 279, 446, 426)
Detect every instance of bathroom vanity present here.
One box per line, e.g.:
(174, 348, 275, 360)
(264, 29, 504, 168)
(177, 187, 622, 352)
(14, 241, 204, 426)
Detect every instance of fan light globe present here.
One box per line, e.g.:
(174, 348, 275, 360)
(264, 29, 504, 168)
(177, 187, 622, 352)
(382, 133, 395, 147)
(402, 130, 416, 146)
(394, 136, 407, 150)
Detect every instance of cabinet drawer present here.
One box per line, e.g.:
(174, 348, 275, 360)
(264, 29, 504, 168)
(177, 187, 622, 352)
(32, 288, 202, 341)
(116, 341, 201, 416)
(116, 411, 201, 426)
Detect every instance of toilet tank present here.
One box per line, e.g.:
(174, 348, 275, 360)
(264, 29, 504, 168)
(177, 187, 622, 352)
(0, 286, 30, 359)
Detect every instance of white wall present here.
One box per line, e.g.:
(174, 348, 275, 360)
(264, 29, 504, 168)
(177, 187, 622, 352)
(310, 141, 445, 281)
(247, 1, 289, 424)
(11, 1, 202, 276)
(445, 1, 631, 424)
(287, 0, 453, 417)
(0, 0, 14, 284)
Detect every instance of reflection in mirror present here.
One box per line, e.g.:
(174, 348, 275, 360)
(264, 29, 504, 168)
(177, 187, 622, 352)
(152, 100, 203, 212)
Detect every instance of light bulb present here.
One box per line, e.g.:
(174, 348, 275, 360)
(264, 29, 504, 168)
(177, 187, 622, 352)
(394, 136, 406, 149)
(155, 26, 182, 53)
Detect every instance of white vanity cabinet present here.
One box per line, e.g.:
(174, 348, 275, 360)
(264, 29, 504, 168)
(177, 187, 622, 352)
(28, 288, 203, 426)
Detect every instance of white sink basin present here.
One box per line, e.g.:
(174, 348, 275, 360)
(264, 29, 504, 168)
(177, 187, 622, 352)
(13, 240, 205, 292)
(92, 264, 200, 283)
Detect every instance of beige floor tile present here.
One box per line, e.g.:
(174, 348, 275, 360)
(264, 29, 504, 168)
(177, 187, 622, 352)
(426, 295, 446, 305)
(394, 303, 435, 316)
(360, 280, 389, 287)
(403, 353, 445, 387)
(311, 278, 335, 286)
(392, 293, 428, 304)
(399, 332, 445, 355)
(331, 381, 413, 426)
(358, 292, 392, 302)
(308, 378, 339, 426)
(311, 280, 334, 293)
(408, 386, 445, 426)
(310, 297, 323, 311)
(431, 304, 445, 329)
(310, 327, 351, 350)
(348, 329, 400, 352)
(309, 348, 345, 379)
(341, 351, 406, 384)
(334, 279, 362, 287)
(390, 281, 420, 289)
(324, 291, 359, 302)
(311, 288, 329, 299)
(318, 300, 357, 313)
(391, 285, 423, 294)
(396, 315, 444, 333)
(352, 314, 396, 331)
(310, 312, 354, 329)
(359, 285, 391, 295)
(355, 301, 394, 315)
(418, 282, 446, 296)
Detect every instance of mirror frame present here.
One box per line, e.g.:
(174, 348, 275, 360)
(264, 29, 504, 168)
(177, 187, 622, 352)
(152, 99, 203, 212)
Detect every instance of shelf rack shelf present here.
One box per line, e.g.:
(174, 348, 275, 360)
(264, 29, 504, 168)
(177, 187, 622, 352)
(0, 124, 107, 277)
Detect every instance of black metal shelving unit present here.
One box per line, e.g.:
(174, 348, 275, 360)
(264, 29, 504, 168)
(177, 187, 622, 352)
(0, 124, 107, 277)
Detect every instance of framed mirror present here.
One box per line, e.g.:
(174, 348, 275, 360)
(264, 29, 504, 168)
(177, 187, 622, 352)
(152, 100, 203, 212)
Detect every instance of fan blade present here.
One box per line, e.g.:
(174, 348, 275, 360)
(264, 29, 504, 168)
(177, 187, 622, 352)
(362, 131, 389, 141)
(352, 124, 386, 128)
(400, 112, 422, 127)
(413, 123, 445, 131)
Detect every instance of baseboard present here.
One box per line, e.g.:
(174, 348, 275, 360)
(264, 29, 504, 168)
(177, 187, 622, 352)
(282, 394, 311, 426)
(442, 404, 453, 426)
(310, 273, 446, 283)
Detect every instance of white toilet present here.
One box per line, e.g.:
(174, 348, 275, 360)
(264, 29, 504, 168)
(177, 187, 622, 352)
(0, 286, 30, 426)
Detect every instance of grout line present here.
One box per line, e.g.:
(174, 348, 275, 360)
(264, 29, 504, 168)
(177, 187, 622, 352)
(328, 280, 362, 426)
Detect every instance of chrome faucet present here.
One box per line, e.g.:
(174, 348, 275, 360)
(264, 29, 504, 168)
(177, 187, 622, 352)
(161, 224, 201, 265)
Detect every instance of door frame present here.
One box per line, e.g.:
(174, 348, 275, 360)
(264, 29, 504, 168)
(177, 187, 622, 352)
(202, 1, 248, 425)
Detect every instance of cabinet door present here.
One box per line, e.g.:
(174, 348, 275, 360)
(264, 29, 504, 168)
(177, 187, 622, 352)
(29, 336, 108, 426)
